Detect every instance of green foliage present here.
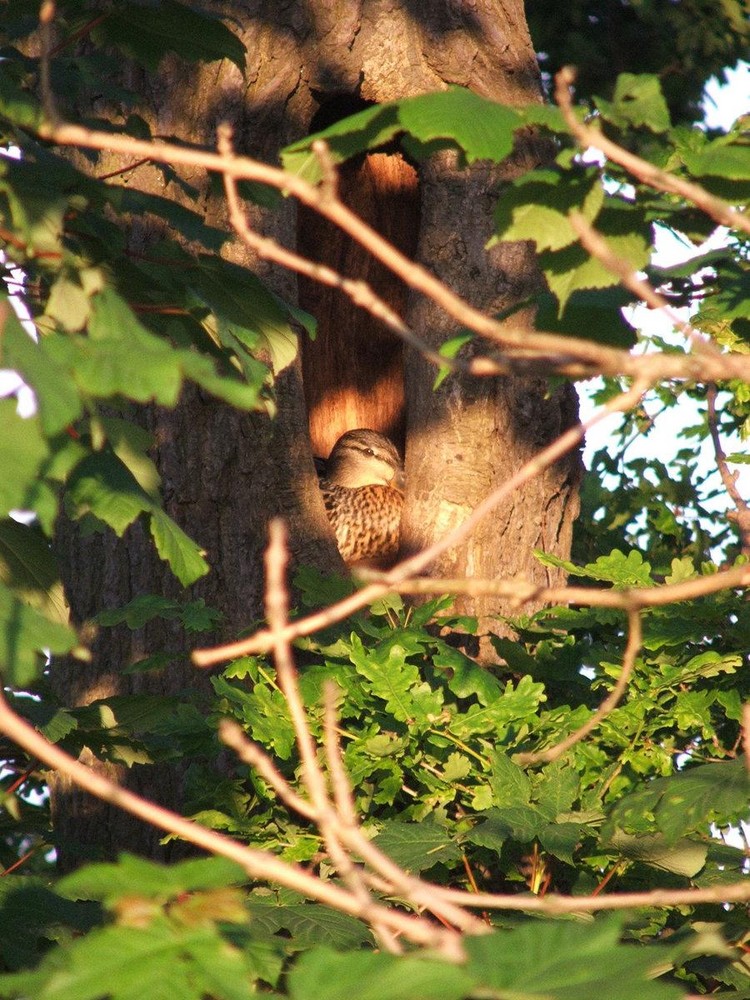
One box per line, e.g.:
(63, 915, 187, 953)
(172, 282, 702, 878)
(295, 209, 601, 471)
(0, 2, 317, 669)
(90, 1, 247, 75)
(525, 0, 750, 124)
(0, 7, 749, 1000)
(283, 88, 521, 180)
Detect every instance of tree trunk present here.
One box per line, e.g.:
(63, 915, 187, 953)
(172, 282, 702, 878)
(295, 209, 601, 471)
(49, 0, 580, 865)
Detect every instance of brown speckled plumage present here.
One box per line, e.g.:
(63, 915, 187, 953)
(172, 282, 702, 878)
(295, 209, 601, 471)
(317, 429, 404, 567)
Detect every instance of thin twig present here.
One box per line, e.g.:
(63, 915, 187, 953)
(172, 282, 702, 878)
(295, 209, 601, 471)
(312, 139, 339, 202)
(38, 0, 60, 127)
(568, 211, 720, 359)
(264, 523, 377, 914)
(431, 879, 750, 914)
(268, 532, 481, 933)
(706, 384, 750, 556)
(369, 562, 750, 609)
(3, 685, 749, 921)
(264, 520, 329, 810)
(317, 680, 484, 933)
(515, 608, 643, 765)
(555, 67, 750, 239)
(218, 720, 317, 821)
(319, 683, 403, 951)
(322, 681, 359, 830)
(48, 12, 109, 57)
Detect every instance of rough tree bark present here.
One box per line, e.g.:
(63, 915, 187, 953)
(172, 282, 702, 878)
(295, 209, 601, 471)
(50, 0, 580, 866)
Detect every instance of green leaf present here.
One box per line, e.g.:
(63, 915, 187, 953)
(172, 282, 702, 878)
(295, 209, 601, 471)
(0, 157, 68, 255)
(96, 416, 161, 498)
(539, 202, 650, 312)
(95, 594, 220, 632)
(283, 87, 520, 181)
(46, 272, 92, 332)
(120, 189, 227, 252)
(468, 805, 550, 847)
(47, 298, 180, 406)
(0, 517, 67, 624)
(538, 821, 585, 866)
(349, 635, 423, 723)
(66, 449, 152, 536)
(192, 257, 300, 376)
(493, 168, 605, 252)
(398, 88, 521, 164)
(450, 675, 546, 738)
(0, 308, 82, 435)
(583, 549, 654, 587)
(150, 509, 209, 587)
(66, 450, 208, 585)
(0, 877, 100, 973)
(92, 1, 246, 75)
(433, 641, 503, 705)
(245, 898, 371, 950)
(0, 579, 77, 685)
(596, 74, 672, 133)
(664, 557, 698, 584)
(0, 401, 50, 518)
(0, 64, 44, 131)
(529, 287, 637, 348)
(44, 287, 266, 413)
(489, 749, 532, 808)
(0, 921, 255, 1000)
(434, 333, 472, 390)
(681, 139, 750, 180)
(59, 855, 247, 904)
(288, 948, 473, 1000)
(373, 820, 463, 874)
(607, 759, 750, 842)
(283, 104, 404, 179)
(536, 761, 580, 818)
(607, 831, 707, 877)
(465, 917, 683, 1000)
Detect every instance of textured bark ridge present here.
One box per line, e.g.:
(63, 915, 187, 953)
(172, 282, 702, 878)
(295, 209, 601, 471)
(51, 0, 580, 863)
(402, 148, 582, 629)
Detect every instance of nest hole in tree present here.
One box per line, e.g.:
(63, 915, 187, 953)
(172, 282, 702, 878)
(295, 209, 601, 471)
(298, 94, 420, 460)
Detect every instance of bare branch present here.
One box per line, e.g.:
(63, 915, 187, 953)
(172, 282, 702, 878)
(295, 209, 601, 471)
(219, 720, 317, 821)
(264, 520, 329, 812)
(377, 562, 750, 610)
(311, 139, 339, 201)
(38, 1, 60, 126)
(516, 608, 642, 765)
(322, 681, 359, 830)
(432, 879, 750, 914)
(706, 384, 750, 556)
(262, 525, 482, 936)
(263, 521, 380, 928)
(555, 67, 750, 239)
